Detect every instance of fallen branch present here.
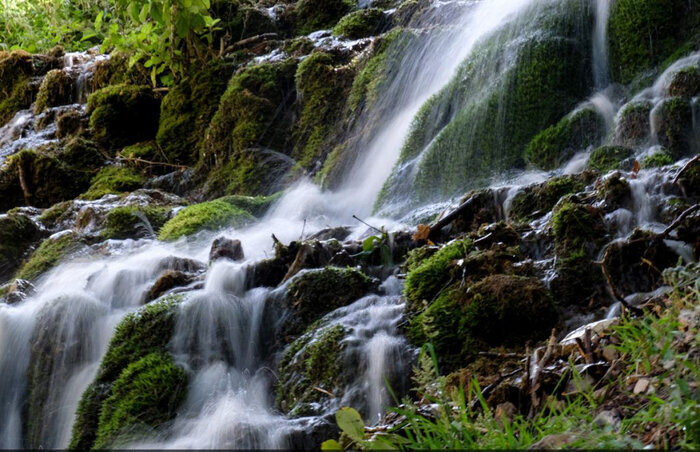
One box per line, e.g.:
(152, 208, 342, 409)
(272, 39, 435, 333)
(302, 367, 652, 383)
(428, 195, 481, 240)
(601, 246, 644, 316)
(226, 33, 279, 53)
(116, 153, 189, 170)
(672, 154, 699, 185)
(658, 203, 700, 239)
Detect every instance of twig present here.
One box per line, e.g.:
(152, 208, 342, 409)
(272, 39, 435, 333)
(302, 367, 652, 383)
(428, 195, 482, 240)
(313, 386, 335, 398)
(352, 215, 383, 234)
(658, 203, 700, 239)
(116, 153, 188, 170)
(601, 245, 645, 316)
(672, 154, 699, 185)
(478, 351, 526, 359)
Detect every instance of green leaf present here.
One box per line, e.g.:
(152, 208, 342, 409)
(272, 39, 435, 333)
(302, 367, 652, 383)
(320, 439, 342, 451)
(175, 14, 190, 38)
(363, 235, 380, 253)
(94, 11, 104, 29)
(139, 3, 150, 22)
(336, 407, 365, 442)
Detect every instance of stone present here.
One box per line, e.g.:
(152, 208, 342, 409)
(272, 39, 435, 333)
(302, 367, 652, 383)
(209, 237, 245, 263)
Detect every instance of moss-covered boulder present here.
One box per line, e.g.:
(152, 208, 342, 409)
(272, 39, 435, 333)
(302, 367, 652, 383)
(93, 352, 187, 449)
(669, 66, 700, 97)
(56, 110, 84, 138)
(80, 166, 146, 200)
(408, 275, 557, 371)
(608, 0, 700, 84)
(211, 2, 278, 42)
(525, 107, 606, 170)
(90, 52, 150, 91)
(101, 206, 171, 240)
(34, 69, 74, 114)
(641, 149, 674, 169)
(615, 101, 652, 148)
(158, 199, 254, 241)
(509, 174, 591, 222)
(87, 84, 160, 150)
(69, 296, 183, 450)
(277, 323, 347, 416)
(292, 52, 354, 168)
(15, 231, 88, 282)
(0, 214, 42, 284)
(284, 267, 376, 336)
(403, 239, 473, 313)
(0, 50, 36, 126)
(653, 97, 696, 158)
(587, 145, 634, 173)
(156, 62, 235, 165)
(550, 199, 606, 305)
(333, 8, 386, 39)
(602, 229, 680, 295)
(294, 0, 355, 35)
(217, 193, 281, 217)
(596, 172, 632, 210)
(677, 160, 700, 198)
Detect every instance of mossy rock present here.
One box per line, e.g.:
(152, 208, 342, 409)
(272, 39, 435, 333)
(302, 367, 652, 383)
(0, 145, 101, 211)
(15, 231, 87, 282)
(668, 66, 700, 97)
(157, 199, 254, 241)
(587, 145, 634, 173)
(0, 214, 42, 284)
(87, 84, 160, 150)
(509, 174, 591, 222)
(285, 266, 376, 336)
(34, 69, 73, 114)
(0, 50, 36, 126)
(641, 149, 674, 169)
(403, 239, 473, 313)
(550, 199, 606, 305)
(120, 141, 159, 161)
(217, 193, 281, 217)
(90, 52, 150, 91)
(93, 352, 188, 449)
(333, 8, 386, 39)
(80, 166, 146, 200)
(277, 323, 347, 416)
(38, 200, 74, 230)
(69, 296, 183, 450)
(615, 101, 652, 148)
(156, 62, 235, 165)
(294, 0, 355, 35)
(101, 206, 172, 240)
(378, 1, 594, 211)
(525, 107, 606, 170)
(608, 0, 700, 84)
(602, 229, 680, 295)
(596, 172, 632, 209)
(56, 110, 84, 138)
(408, 275, 557, 372)
(677, 161, 700, 198)
(199, 59, 297, 173)
(292, 51, 354, 168)
(653, 97, 696, 158)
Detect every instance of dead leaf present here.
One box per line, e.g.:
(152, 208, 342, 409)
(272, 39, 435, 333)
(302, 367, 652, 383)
(412, 224, 431, 242)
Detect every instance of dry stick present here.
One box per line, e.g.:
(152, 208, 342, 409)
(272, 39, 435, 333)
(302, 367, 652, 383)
(478, 351, 526, 359)
(672, 154, 700, 185)
(428, 195, 481, 239)
(601, 246, 645, 316)
(352, 215, 383, 234)
(658, 203, 700, 239)
(116, 154, 188, 170)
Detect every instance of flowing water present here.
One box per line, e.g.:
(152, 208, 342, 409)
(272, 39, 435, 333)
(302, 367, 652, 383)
(0, 0, 697, 449)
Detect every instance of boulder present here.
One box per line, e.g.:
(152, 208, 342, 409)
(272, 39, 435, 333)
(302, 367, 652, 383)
(209, 237, 245, 263)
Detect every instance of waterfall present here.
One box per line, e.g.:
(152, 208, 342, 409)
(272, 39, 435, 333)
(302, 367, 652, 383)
(592, 0, 612, 89)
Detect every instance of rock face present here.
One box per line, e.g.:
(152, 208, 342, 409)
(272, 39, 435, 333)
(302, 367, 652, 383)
(0, 214, 42, 284)
(209, 237, 245, 263)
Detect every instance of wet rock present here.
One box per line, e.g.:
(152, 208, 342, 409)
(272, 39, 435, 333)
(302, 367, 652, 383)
(307, 226, 352, 242)
(145, 270, 195, 302)
(447, 189, 501, 235)
(209, 237, 245, 263)
(509, 173, 593, 222)
(15, 231, 89, 282)
(653, 97, 696, 158)
(56, 110, 83, 138)
(409, 275, 558, 372)
(0, 213, 43, 284)
(101, 205, 171, 240)
(155, 256, 206, 274)
(587, 145, 634, 173)
(2, 278, 36, 304)
(145, 169, 195, 197)
(34, 69, 74, 114)
(157, 199, 254, 241)
(668, 66, 700, 98)
(677, 159, 700, 198)
(283, 266, 377, 336)
(602, 229, 679, 296)
(596, 172, 632, 210)
(615, 100, 652, 148)
(471, 222, 521, 248)
(675, 208, 700, 259)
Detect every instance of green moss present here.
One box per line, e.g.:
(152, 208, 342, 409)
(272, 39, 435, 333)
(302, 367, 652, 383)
(0, 50, 35, 126)
(56, 110, 83, 138)
(333, 8, 386, 39)
(615, 101, 652, 148)
(641, 150, 674, 169)
(198, 59, 297, 180)
(655, 97, 695, 158)
(201, 150, 293, 198)
(15, 231, 85, 281)
(157, 199, 254, 241)
(509, 174, 589, 222)
(69, 296, 182, 450)
(211, 2, 277, 42)
(404, 245, 438, 273)
(404, 239, 473, 313)
(294, 0, 355, 35)
(217, 193, 281, 217)
(408, 275, 557, 372)
(587, 146, 634, 172)
(38, 201, 73, 228)
(90, 52, 150, 91)
(101, 206, 171, 240)
(608, 0, 700, 84)
(93, 352, 188, 449)
(80, 166, 146, 200)
(156, 62, 235, 165)
(87, 84, 160, 150)
(277, 323, 347, 415)
(285, 267, 375, 335)
(34, 69, 73, 114)
(292, 52, 354, 168)
(120, 141, 159, 161)
(525, 107, 605, 170)
(669, 66, 700, 97)
(0, 214, 42, 283)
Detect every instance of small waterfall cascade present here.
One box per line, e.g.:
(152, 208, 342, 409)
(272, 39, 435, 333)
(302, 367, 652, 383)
(592, 0, 612, 89)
